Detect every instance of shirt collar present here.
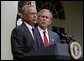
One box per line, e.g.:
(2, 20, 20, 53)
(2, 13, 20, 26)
(24, 22, 34, 30)
(38, 26, 48, 34)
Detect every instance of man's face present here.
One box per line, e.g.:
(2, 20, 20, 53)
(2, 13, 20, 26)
(24, 7, 37, 25)
(38, 12, 52, 29)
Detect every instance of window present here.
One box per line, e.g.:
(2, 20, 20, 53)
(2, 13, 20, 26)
(36, 1, 65, 20)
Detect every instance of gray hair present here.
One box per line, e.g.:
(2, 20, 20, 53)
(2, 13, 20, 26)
(21, 5, 35, 15)
(37, 9, 53, 20)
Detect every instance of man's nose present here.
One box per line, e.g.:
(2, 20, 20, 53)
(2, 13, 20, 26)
(43, 17, 46, 21)
(34, 14, 37, 19)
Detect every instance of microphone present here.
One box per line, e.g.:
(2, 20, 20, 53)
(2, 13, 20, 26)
(61, 33, 72, 40)
(60, 33, 74, 44)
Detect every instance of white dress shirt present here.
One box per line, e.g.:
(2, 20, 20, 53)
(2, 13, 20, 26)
(24, 22, 34, 39)
(38, 26, 49, 44)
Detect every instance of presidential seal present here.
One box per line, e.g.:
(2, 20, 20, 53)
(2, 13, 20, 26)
(69, 41, 82, 59)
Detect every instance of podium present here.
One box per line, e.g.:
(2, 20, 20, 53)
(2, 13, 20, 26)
(23, 43, 72, 60)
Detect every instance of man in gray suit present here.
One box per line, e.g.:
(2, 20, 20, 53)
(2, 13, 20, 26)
(36, 9, 60, 48)
(11, 5, 38, 60)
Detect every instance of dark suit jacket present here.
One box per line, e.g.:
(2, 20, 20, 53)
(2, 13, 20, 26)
(11, 22, 60, 60)
(11, 22, 39, 60)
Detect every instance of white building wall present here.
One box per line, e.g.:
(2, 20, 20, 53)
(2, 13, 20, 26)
(1, 1, 18, 60)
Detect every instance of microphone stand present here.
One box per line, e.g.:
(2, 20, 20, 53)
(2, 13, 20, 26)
(58, 32, 82, 59)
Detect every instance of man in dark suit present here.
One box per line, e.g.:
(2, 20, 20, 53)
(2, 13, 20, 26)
(11, 5, 38, 60)
(36, 9, 60, 48)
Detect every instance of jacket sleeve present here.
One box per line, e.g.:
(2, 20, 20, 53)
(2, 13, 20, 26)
(11, 28, 24, 59)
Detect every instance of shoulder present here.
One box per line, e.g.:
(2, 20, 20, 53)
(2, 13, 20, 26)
(48, 30, 60, 43)
(12, 23, 26, 33)
(13, 25, 22, 31)
(49, 30, 59, 37)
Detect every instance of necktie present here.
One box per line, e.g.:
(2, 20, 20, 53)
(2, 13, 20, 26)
(32, 28, 39, 49)
(43, 31, 48, 47)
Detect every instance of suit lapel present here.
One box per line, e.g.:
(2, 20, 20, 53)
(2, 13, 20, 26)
(48, 30, 55, 45)
(36, 27, 55, 48)
(48, 30, 52, 45)
(35, 27, 44, 48)
(21, 23, 35, 48)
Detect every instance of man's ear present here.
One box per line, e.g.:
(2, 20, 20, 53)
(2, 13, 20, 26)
(20, 13, 26, 20)
(49, 20, 52, 25)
